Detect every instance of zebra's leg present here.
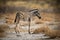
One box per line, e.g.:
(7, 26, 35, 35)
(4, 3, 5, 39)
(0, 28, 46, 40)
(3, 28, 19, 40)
(15, 23, 21, 37)
(15, 23, 20, 33)
(15, 18, 21, 34)
(15, 24, 21, 37)
(15, 23, 18, 34)
(28, 18, 31, 34)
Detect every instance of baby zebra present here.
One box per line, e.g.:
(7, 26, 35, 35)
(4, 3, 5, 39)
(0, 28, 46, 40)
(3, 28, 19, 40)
(14, 9, 41, 34)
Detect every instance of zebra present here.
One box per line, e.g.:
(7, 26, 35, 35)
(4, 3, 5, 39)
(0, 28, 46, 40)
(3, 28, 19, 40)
(14, 9, 41, 34)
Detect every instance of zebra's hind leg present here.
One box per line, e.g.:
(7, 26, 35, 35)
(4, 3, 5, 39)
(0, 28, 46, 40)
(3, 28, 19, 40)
(15, 24, 21, 37)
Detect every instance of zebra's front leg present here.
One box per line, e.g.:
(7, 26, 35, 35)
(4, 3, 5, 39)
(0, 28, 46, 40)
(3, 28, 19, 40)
(28, 18, 31, 34)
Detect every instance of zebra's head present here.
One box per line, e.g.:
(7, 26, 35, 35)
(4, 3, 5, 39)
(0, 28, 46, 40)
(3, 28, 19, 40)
(29, 9, 41, 19)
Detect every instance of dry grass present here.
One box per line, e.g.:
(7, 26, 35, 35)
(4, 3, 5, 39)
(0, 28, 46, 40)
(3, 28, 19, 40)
(14, 26, 27, 32)
(0, 24, 9, 37)
(33, 26, 60, 38)
(6, 1, 44, 9)
(33, 26, 49, 34)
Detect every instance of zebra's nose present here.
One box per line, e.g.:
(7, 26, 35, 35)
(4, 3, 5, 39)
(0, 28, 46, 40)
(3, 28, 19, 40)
(39, 16, 41, 19)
